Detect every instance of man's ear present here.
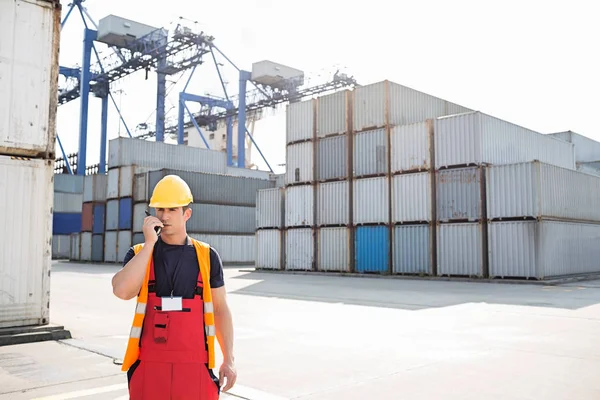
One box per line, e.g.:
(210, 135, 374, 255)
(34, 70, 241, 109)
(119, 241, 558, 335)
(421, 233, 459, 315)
(184, 207, 192, 221)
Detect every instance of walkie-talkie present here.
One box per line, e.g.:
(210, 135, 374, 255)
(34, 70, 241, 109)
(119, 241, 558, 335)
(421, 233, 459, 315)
(145, 209, 162, 235)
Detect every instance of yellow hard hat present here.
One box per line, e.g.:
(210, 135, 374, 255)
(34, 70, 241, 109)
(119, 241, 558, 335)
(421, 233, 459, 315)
(149, 175, 194, 208)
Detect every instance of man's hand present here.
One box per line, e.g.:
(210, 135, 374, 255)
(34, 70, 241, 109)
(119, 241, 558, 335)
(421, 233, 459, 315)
(219, 361, 237, 392)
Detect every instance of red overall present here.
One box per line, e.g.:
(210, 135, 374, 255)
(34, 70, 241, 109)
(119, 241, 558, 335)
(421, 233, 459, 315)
(128, 257, 220, 399)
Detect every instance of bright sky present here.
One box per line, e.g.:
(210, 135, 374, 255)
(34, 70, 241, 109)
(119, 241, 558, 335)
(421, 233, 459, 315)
(56, 0, 599, 174)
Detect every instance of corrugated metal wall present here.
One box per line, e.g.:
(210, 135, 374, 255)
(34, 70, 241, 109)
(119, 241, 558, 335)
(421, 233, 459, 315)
(317, 135, 348, 181)
(133, 173, 148, 203)
(133, 203, 146, 233)
(119, 166, 135, 198)
(104, 231, 117, 262)
(353, 129, 387, 177)
(255, 230, 282, 269)
(353, 177, 389, 225)
(391, 122, 431, 173)
(437, 223, 483, 277)
(317, 90, 349, 137)
(285, 185, 314, 227)
(285, 229, 314, 270)
(317, 181, 349, 226)
(81, 232, 92, 262)
(106, 200, 119, 231)
(92, 204, 105, 234)
(70, 234, 80, 261)
(118, 231, 132, 263)
(393, 225, 431, 274)
(52, 235, 70, 259)
(353, 81, 387, 132)
(54, 192, 83, 213)
(118, 197, 133, 230)
(107, 168, 119, 199)
(256, 188, 284, 229)
(286, 142, 314, 185)
(392, 173, 431, 223)
(92, 234, 104, 262)
(81, 203, 92, 232)
(286, 100, 314, 144)
(488, 221, 537, 278)
(318, 227, 350, 272)
(436, 167, 483, 222)
(54, 174, 84, 194)
(550, 131, 600, 163)
(355, 226, 389, 272)
(190, 234, 255, 263)
(188, 203, 255, 234)
(83, 174, 107, 203)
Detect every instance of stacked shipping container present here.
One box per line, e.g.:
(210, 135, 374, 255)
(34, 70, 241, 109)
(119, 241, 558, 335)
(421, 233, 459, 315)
(52, 174, 84, 259)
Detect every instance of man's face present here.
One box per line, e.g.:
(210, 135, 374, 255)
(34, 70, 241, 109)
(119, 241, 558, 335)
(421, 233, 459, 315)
(155, 207, 191, 235)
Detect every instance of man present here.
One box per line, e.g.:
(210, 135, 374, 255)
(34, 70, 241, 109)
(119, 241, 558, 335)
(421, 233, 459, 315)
(112, 174, 237, 399)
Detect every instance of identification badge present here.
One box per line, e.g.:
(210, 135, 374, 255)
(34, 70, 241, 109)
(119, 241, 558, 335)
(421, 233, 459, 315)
(162, 296, 183, 311)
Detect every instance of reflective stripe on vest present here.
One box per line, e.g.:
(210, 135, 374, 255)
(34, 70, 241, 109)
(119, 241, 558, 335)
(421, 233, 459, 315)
(120, 238, 216, 372)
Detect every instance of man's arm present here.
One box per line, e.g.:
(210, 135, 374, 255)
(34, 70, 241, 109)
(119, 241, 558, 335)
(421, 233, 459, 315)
(212, 285, 236, 391)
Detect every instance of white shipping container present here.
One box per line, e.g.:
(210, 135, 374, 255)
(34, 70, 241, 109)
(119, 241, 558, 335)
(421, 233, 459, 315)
(133, 203, 146, 233)
(318, 227, 350, 272)
(353, 128, 387, 177)
(576, 162, 600, 178)
(251, 60, 303, 87)
(104, 231, 118, 263)
(391, 122, 431, 173)
(436, 167, 483, 222)
(188, 203, 256, 234)
(118, 231, 132, 263)
(52, 235, 70, 259)
(489, 220, 600, 279)
(549, 131, 600, 163)
(225, 166, 271, 180)
(317, 135, 348, 181)
(317, 90, 350, 137)
(0, 0, 60, 158)
(54, 174, 84, 194)
(106, 199, 119, 231)
(53, 192, 83, 213)
(437, 223, 484, 277)
(255, 230, 282, 269)
(353, 81, 472, 132)
(353, 177, 389, 225)
(83, 174, 108, 203)
(256, 188, 284, 229)
(0, 156, 53, 328)
(392, 173, 432, 223)
(285, 185, 314, 227)
(435, 111, 575, 169)
(286, 142, 314, 184)
(487, 161, 600, 222)
(80, 232, 92, 262)
(119, 166, 136, 198)
(70, 233, 80, 261)
(190, 234, 255, 264)
(317, 181, 349, 226)
(107, 168, 119, 199)
(285, 229, 314, 270)
(393, 225, 432, 274)
(286, 100, 314, 144)
(108, 137, 227, 174)
(133, 172, 148, 203)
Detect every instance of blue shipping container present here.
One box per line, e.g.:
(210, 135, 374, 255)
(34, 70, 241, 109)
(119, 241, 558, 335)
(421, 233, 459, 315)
(119, 197, 133, 230)
(53, 213, 82, 235)
(92, 234, 104, 262)
(355, 226, 389, 273)
(92, 204, 105, 234)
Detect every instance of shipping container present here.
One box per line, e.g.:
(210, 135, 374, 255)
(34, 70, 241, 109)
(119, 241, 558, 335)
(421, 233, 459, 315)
(489, 220, 600, 279)
(83, 174, 108, 203)
(104, 231, 118, 263)
(255, 229, 282, 269)
(285, 228, 314, 270)
(317, 90, 350, 138)
(118, 231, 132, 262)
(393, 225, 432, 275)
(256, 188, 284, 229)
(355, 226, 389, 273)
(148, 169, 275, 207)
(285, 185, 314, 227)
(353, 177, 389, 225)
(286, 142, 314, 185)
(436, 167, 484, 222)
(92, 234, 104, 262)
(0, 0, 60, 158)
(190, 234, 255, 264)
(106, 199, 119, 231)
(108, 137, 227, 174)
(70, 233, 80, 261)
(353, 81, 472, 133)
(392, 173, 432, 223)
(81, 202, 93, 232)
(487, 161, 600, 222)
(225, 166, 271, 180)
(92, 204, 105, 234)
(286, 99, 314, 144)
(317, 135, 348, 181)
(118, 197, 133, 230)
(353, 128, 387, 177)
(318, 227, 350, 272)
(317, 181, 349, 226)
(52, 235, 70, 259)
(132, 233, 145, 246)
(54, 174, 84, 194)
(53, 192, 83, 213)
(133, 172, 149, 203)
(107, 168, 119, 199)
(52, 212, 82, 235)
(80, 232, 92, 262)
(437, 223, 484, 277)
(390, 122, 431, 173)
(434, 111, 575, 170)
(118, 166, 134, 198)
(576, 162, 600, 178)
(273, 173, 285, 188)
(188, 203, 255, 234)
(133, 203, 146, 233)
(549, 131, 600, 163)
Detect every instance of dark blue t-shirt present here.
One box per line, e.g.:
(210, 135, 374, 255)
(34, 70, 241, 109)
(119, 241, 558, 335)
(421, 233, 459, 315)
(122, 237, 224, 298)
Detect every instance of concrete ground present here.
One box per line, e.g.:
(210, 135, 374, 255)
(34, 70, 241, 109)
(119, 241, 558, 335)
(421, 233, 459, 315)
(1, 261, 600, 399)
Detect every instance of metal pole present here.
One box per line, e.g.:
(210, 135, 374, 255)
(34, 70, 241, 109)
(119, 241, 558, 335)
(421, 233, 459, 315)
(109, 93, 133, 138)
(226, 116, 233, 166)
(237, 71, 251, 168)
(56, 134, 74, 175)
(184, 103, 211, 149)
(156, 54, 167, 142)
(77, 28, 95, 176)
(177, 94, 185, 145)
(211, 48, 230, 101)
(245, 128, 273, 173)
(99, 95, 108, 173)
(60, 2, 76, 28)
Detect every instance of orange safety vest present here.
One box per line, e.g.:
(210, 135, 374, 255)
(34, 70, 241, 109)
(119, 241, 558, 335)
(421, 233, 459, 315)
(120, 238, 216, 372)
